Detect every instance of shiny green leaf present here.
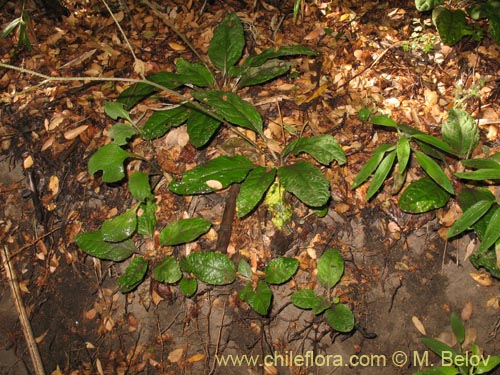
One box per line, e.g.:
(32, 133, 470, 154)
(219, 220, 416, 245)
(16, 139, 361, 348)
(118, 257, 148, 293)
(175, 57, 214, 87)
(399, 178, 450, 213)
(108, 123, 137, 146)
(142, 106, 190, 140)
(153, 256, 182, 283)
(415, 151, 454, 194)
(366, 150, 396, 200)
(101, 206, 138, 242)
(238, 281, 272, 315)
(351, 144, 395, 189)
(179, 277, 197, 297)
(442, 109, 479, 158)
(237, 167, 276, 217)
(159, 218, 211, 246)
(264, 257, 299, 284)
(186, 110, 221, 148)
(282, 135, 346, 166)
(187, 251, 236, 285)
(88, 144, 134, 183)
(75, 231, 135, 261)
(129, 172, 153, 201)
(447, 200, 493, 238)
(325, 304, 354, 332)
(317, 248, 344, 290)
(477, 206, 500, 253)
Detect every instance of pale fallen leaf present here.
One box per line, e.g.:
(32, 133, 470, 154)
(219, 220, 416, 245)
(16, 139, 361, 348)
(48, 175, 59, 195)
(168, 347, 184, 363)
(64, 125, 88, 140)
(470, 271, 493, 286)
(85, 342, 95, 349)
(23, 155, 34, 169)
(186, 353, 205, 363)
(134, 59, 145, 76)
(206, 180, 223, 190)
(169, 42, 186, 51)
(463, 327, 477, 348)
(41, 135, 56, 151)
(461, 301, 473, 321)
(35, 330, 48, 343)
(96, 357, 104, 375)
(50, 366, 64, 375)
(412, 316, 426, 335)
(464, 239, 477, 261)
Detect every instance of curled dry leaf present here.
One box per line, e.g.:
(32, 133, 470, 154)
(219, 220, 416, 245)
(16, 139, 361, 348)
(64, 125, 89, 140)
(470, 271, 493, 287)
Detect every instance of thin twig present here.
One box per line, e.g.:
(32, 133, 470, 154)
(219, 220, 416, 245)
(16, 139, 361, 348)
(1, 245, 46, 375)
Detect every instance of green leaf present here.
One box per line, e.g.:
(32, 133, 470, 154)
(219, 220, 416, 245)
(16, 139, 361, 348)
(192, 91, 263, 134)
(240, 45, 316, 68)
(415, 151, 454, 194)
(75, 231, 135, 261)
(238, 59, 292, 88)
(399, 178, 450, 213)
(186, 110, 221, 148)
(142, 106, 190, 140)
(1, 17, 22, 37)
(442, 109, 479, 158)
(208, 12, 245, 75)
(476, 355, 500, 374)
(461, 158, 500, 170)
(264, 257, 299, 284)
(324, 304, 355, 332)
(291, 290, 330, 315)
(88, 144, 134, 183)
(101, 206, 138, 242)
(372, 114, 398, 128)
(447, 200, 493, 238)
(278, 162, 330, 207)
(455, 169, 500, 180)
(317, 248, 344, 290)
(108, 123, 138, 146)
(187, 251, 236, 285)
(104, 102, 132, 122)
(415, 0, 444, 12)
(477, 206, 500, 253)
(420, 337, 458, 360)
(238, 281, 272, 315)
(469, 247, 500, 278)
(282, 135, 346, 166)
(175, 57, 215, 87)
(129, 172, 154, 201)
(137, 200, 157, 236)
(450, 312, 465, 345)
(358, 107, 371, 121)
(153, 256, 182, 284)
(397, 136, 411, 172)
(118, 257, 148, 293)
(238, 258, 253, 279)
(366, 150, 397, 200)
(432, 7, 481, 46)
(351, 144, 395, 189)
(169, 155, 254, 195)
(179, 277, 197, 297)
(412, 133, 457, 156)
(159, 218, 211, 246)
(457, 187, 496, 240)
(413, 366, 460, 375)
(236, 167, 276, 218)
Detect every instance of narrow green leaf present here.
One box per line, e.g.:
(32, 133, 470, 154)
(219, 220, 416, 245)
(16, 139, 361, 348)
(108, 123, 137, 146)
(264, 257, 299, 284)
(477, 206, 500, 253)
(175, 57, 215, 87)
(238, 59, 292, 88)
(241, 45, 316, 68)
(372, 114, 398, 127)
(1, 17, 22, 37)
(455, 169, 500, 180)
(75, 231, 135, 261)
(159, 218, 211, 246)
(415, 151, 454, 194)
(293, 0, 301, 21)
(442, 108, 479, 158)
(169, 155, 254, 195)
(461, 158, 500, 170)
(450, 312, 465, 345)
(317, 249, 344, 290)
(137, 200, 157, 236)
(118, 257, 148, 293)
(186, 110, 221, 148)
(192, 91, 263, 134)
(104, 102, 132, 122)
(208, 12, 245, 75)
(187, 251, 236, 285)
(412, 133, 457, 156)
(399, 178, 450, 213)
(413, 367, 460, 375)
(153, 256, 182, 284)
(179, 277, 197, 297)
(282, 135, 346, 166)
(238, 281, 272, 315)
(446, 200, 493, 238)
(129, 172, 154, 201)
(396, 136, 411, 172)
(351, 144, 395, 189)
(238, 258, 253, 279)
(476, 355, 500, 374)
(142, 106, 190, 140)
(324, 304, 355, 332)
(236, 167, 276, 218)
(420, 337, 458, 360)
(457, 187, 496, 240)
(278, 162, 330, 207)
(366, 150, 397, 200)
(88, 144, 134, 183)
(101, 206, 138, 242)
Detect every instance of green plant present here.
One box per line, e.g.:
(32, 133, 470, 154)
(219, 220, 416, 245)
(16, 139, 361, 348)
(290, 248, 354, 332)
(414, 0, 500, 46)
(414, 312, 500, 374)
(403, 17, 440, 53)
(76, 12, 348, 320)
(1, 0, 32, 50)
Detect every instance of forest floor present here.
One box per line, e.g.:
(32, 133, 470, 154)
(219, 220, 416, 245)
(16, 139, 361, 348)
(1, 0, 500, 374)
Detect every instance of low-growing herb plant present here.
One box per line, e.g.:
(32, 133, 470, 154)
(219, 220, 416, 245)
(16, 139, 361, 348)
(414, 312, 500, 374)
(76, 12, 348, 319)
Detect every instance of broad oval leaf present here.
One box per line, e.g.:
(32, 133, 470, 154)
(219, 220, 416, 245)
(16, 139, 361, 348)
(366, 150, 397, 200)
(88, 144, 134, 183)
(186, 110, 221, 148)
(175, 57, 215, 87)
(317, 248, 344, 290)
(351, 144, 395, 189)
(432, 7, 480, 46)
(236, 167, 276, 218)
(372, 114, 398, 128)
(137, 200, 157, 236)
(169, 155, 254, 195)
(187, 251, 236, 285)
(442, 109, 479, 158)
(399, 178, 450, 213)
(208, 12, 245, 74)
(238, 258, 253, 279)
(101, 206, 138, 242)
(282, 135, 346, 166)
(446, 200, 493, 238)
(324, 304, 355, 332)
(415, 151, 454, 194)
(118, 257, 148, 293)
(278, 162, 330, 207)
(291, 290, 330, 315)
(108, 123, 138, 146)
(159, 218, 211, 246)
(477, 206, 500, 253)
(129, 172, 154, 201)
(238, 59, 292, 88)
(75, 231, 135, 261)
(153, 256, 182, 284)
(264, 257, 299, 284)
(142, 106, 190, 140)
(396, 136, 411, 172)
(238, 280, 272, 315)
(179, 277, 197, 297)
(192, 91, 263, 134)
